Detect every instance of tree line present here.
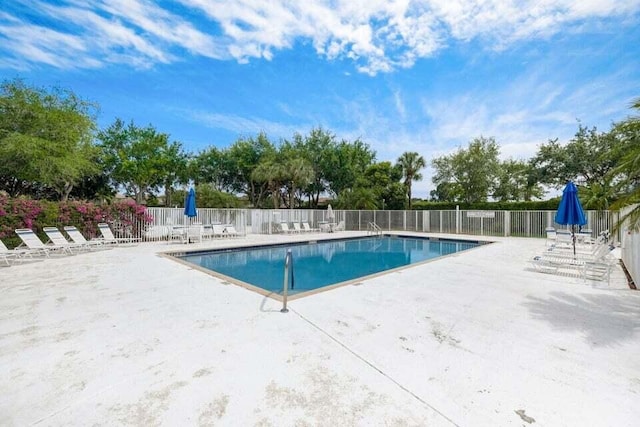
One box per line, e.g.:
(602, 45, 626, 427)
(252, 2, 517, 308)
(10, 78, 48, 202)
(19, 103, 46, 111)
(1, 78, 638, 225)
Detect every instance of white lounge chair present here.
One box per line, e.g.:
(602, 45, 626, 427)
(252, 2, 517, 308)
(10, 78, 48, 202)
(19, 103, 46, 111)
(15, 229, 67, 257)
(201, 225, 214, 240)
(63, 226, 110, 250)
(223, 225, 241, 237)
(0, 239, 33, 266)
(302, 222, 318, 233)
(554, 229, 573, 247)
(97, 223, 139, 245)
(538, 242, 613, 262)
(169, 226, 187, 244)
(531, 243, 615, 283)
(545, 227, 556, 246)
(43, 226, 88, 253)
(187, 225, 202, 243)
(211, 224, 227, 238)
(292, 223, 303, 233)
(333, 221, 345, 232)
(279, 223, 294, 234)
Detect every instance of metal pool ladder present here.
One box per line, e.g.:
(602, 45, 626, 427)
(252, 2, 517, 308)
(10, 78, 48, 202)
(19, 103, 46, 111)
(367, 222, 382, 236)
(281, 249, 293, 313)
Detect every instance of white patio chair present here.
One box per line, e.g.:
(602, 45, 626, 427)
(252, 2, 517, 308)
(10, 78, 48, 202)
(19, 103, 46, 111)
(63, 226, 110, 251)
(302, 222, 319, 233)
(211, 224, 227, 238)
(43, 227, 88, 253)
(0, 239, 33, 266)
(15, 229, 68, 257)
(187, 225, 202, 243)
(223, 225, 242, 238)
(531, 243, 616, 284)
(97, 223, 139, 245)
(279, 223, 294, 234)
(545, 227, 556, 246)
(292, 223, 303, 233)
(554, 229, 573, 247)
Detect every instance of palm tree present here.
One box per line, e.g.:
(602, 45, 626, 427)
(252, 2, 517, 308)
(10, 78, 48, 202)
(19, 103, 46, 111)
(611, 97, 640, 231)
(283, 156, 314, 210)
(397, 151, 426, 209)
(251, 160, 286, 209)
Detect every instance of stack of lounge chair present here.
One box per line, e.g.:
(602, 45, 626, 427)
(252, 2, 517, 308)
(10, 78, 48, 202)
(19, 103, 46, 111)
(531, 229, 615, 283)
(0, 223, 134, 267)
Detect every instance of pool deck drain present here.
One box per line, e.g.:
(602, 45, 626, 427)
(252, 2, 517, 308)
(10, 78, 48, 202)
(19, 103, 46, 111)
(0, 231, 638, 426)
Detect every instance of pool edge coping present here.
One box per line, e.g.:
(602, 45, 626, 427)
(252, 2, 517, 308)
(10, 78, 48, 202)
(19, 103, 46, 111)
(160, 233, 496, 301)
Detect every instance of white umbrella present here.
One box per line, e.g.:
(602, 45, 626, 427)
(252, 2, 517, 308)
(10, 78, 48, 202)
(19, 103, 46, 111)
(327, 204, 334, 221)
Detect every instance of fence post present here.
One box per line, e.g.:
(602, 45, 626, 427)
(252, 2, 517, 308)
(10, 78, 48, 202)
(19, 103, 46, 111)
(455, 205, 459, 234)
(504, 211, 510, 237)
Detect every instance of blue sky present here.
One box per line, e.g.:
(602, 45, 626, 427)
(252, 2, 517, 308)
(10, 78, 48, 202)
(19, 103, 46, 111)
(1, 0, 639, 198)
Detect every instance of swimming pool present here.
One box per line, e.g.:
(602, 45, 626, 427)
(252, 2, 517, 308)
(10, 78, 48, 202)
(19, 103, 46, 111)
(175, 235, 481, 297)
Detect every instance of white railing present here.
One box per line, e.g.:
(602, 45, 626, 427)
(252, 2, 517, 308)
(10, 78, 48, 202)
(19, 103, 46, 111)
(129, 208, 619, 241)
(622, 231, 639, 288)
(367, 222, 382, 235)
(619, 205, 639, 287)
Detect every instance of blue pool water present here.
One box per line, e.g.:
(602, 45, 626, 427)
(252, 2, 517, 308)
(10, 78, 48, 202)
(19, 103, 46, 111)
(179, 236, 479, 295)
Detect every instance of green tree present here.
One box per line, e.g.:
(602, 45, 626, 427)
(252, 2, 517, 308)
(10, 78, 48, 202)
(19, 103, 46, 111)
(611, 98, 640, 230)
(353, 161, 405, 209)
(282, 155, 314, 210)
(251, 157, 286, 209)
(292, 127, 335, 208)
(532, 124, 627, 206)
(192, 146, 230, 191)
(161, 142, 189, 207)
(194, 183, 245, 208)
(494, 159, 543, 201)
(431, 137, 501, 203)
(0, 79, 99, 200)
(324, 139, 376, 197)
(97, 119, 186, 204)
(226, 133, 275, 207)
(397, 151, 426, 209)
(334, 187, 378, 210)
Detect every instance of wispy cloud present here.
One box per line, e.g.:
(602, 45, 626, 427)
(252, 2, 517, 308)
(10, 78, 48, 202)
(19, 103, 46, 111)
(2, 1, 638, 73)
(182, 109, 310, 142)
(0, 0, 221, 70)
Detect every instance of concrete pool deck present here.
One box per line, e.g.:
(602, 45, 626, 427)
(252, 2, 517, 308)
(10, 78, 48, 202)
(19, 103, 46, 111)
(1, 232, 638, 426)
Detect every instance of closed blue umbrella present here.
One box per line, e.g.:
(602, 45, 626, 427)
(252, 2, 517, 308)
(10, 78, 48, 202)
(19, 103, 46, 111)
(555, 181, 586, 255)
(184, 188, 197, 218)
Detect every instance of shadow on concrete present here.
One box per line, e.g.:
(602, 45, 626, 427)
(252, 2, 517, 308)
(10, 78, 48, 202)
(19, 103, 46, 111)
(522, 291, 640, 347)
(260, 292, 284, 313)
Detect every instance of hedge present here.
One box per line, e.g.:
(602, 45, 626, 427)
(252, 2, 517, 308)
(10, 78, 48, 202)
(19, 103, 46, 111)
(412, 199, 562, 211)
(0, 195, 152, 248)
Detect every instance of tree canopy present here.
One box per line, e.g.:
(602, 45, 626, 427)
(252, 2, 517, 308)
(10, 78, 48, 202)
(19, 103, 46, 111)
(0, 79, 99, 200)
(97, 119, 187, 204)
(1, 78, 637, 214)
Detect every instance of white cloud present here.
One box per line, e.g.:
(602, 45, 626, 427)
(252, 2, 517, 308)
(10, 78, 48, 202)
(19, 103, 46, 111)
(4, 0, 637, 73)
(183, 109, 309, 141)
(0, 0, 221, 69)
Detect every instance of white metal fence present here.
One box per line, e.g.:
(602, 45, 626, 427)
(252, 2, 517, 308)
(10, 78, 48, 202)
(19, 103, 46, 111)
(133, 208, 620, 241)
(622, 231, 639, 287)
(619, 205, 639, 287)
(92, 206, 638, 287)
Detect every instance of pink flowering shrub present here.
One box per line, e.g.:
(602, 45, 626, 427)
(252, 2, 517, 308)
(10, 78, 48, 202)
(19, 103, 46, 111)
(0, 195, 153, 248)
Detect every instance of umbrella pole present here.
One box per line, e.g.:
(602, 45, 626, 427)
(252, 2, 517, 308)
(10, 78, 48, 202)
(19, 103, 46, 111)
(572, 224, 576, 256)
